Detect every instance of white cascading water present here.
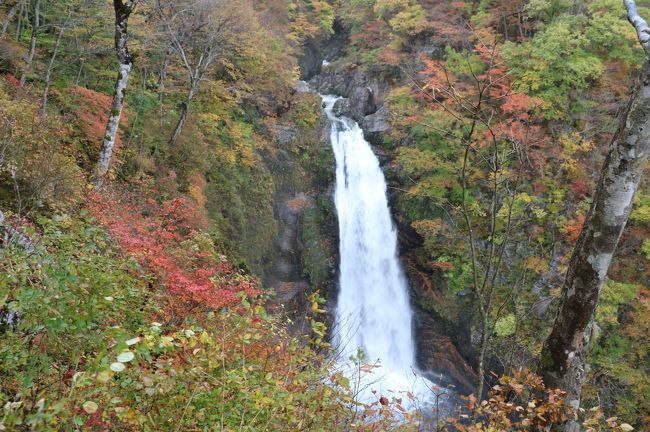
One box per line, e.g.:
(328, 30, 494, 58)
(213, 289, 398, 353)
(322, 95, 430, 402)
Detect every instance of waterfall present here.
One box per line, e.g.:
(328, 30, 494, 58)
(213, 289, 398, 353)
(322, 95, 429, 402)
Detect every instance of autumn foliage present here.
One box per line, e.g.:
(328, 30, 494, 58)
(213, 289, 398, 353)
(563, 213, 587, 243)
(419, 43, 548, 164)
(2, 73, 21, 88)
(88, 190, 259, 312)
(1, 0, 649, 428)
(69, 86, 128, 158)
(443, 369, 633, 432)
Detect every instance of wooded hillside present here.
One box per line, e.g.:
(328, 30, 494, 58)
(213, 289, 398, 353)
(0, 0, 648, 430)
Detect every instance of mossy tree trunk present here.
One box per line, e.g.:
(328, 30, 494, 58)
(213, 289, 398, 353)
(169, 74, 199, 146)
(540, 3, 650, 429)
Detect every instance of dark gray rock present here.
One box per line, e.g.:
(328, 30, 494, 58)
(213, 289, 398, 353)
(0, 210, 34, 253)
(361, 105, 390, 134)
(417, 44, 445, 59)
(310, 69, 351, 98)
(274, 125, 298, 145)
(332, 98, 350, 117)
(298, 20, 349, 80)
(265, 191, 312, 292)
(414, 309, 478, 396)
(309, 68, 389, 125)
(293, 80, 311, 94)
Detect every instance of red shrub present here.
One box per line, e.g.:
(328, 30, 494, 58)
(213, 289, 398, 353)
(68, 86, 128, 156)
(3, 73, 21, 88)
(562, 213, 586, 243)
(88, 190, 259, 312)
(570, 179, 590, 197)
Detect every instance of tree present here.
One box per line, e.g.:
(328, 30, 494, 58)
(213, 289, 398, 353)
(153, 0, 254, 145)
(95, 0, 137, 183)
(19, 0, 40, 86)
(408, 40, 547, 399)
(539, 1, 650, 428)
(502, 14, 604, 120)
(1, 1, 25, 38)
(40, 10, 70, 114)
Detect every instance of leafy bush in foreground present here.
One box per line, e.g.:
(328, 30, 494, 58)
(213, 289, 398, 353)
(0, 213, 414, 431)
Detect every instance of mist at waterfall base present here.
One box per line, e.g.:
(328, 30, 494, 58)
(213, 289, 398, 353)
(322, 95, 446, 410)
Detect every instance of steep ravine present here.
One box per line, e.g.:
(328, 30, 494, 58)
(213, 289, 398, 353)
(292, 34, 478, 395)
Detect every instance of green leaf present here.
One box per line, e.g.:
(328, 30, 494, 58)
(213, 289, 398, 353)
(200, 331, 212, 345)
(495, 314, 517, 337)
(110, 362, 125, 372)
(82, 401, 98, 414)
(116, 351, 135, 363)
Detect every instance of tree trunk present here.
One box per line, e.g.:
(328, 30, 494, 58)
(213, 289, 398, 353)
(15, 0, 24, 41)
(41, 17, 68, 114)
(158, 51, 168, 126)
(540, 48, 650, 432)
(75, 59, 85, 86)
(95, 0, 136, 183)
(476, 317, 488, 398)
(169, 76, 198, 145)
(19, 0, 39, 86)
(1, 1, 21, 37)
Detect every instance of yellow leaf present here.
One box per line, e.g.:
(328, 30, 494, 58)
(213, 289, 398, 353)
(200, 331, 212, 345)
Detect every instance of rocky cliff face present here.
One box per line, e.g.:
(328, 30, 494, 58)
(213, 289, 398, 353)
(298, 19, 349, 81)
(262, 91, 339, 333)
(310, 67, 391, 145)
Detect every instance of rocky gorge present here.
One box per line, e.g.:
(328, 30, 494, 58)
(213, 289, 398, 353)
(261, 22, 480, 396)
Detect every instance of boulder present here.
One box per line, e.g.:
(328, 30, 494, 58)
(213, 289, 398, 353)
(332, 98, 351, 117)
(362, 105, 390, 134)
(414, 311, 478, 396)
(293, 80, 311, 94)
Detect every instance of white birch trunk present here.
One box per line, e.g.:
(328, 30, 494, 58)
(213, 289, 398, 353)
(96, 62, 132, 179)
(1, 1, 21, 37)
(95, 0, 136, 183)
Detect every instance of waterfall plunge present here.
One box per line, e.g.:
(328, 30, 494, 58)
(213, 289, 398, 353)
(323, 95, 431, 403)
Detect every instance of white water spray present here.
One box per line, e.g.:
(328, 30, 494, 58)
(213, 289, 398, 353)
(323, 95, 430, 402)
